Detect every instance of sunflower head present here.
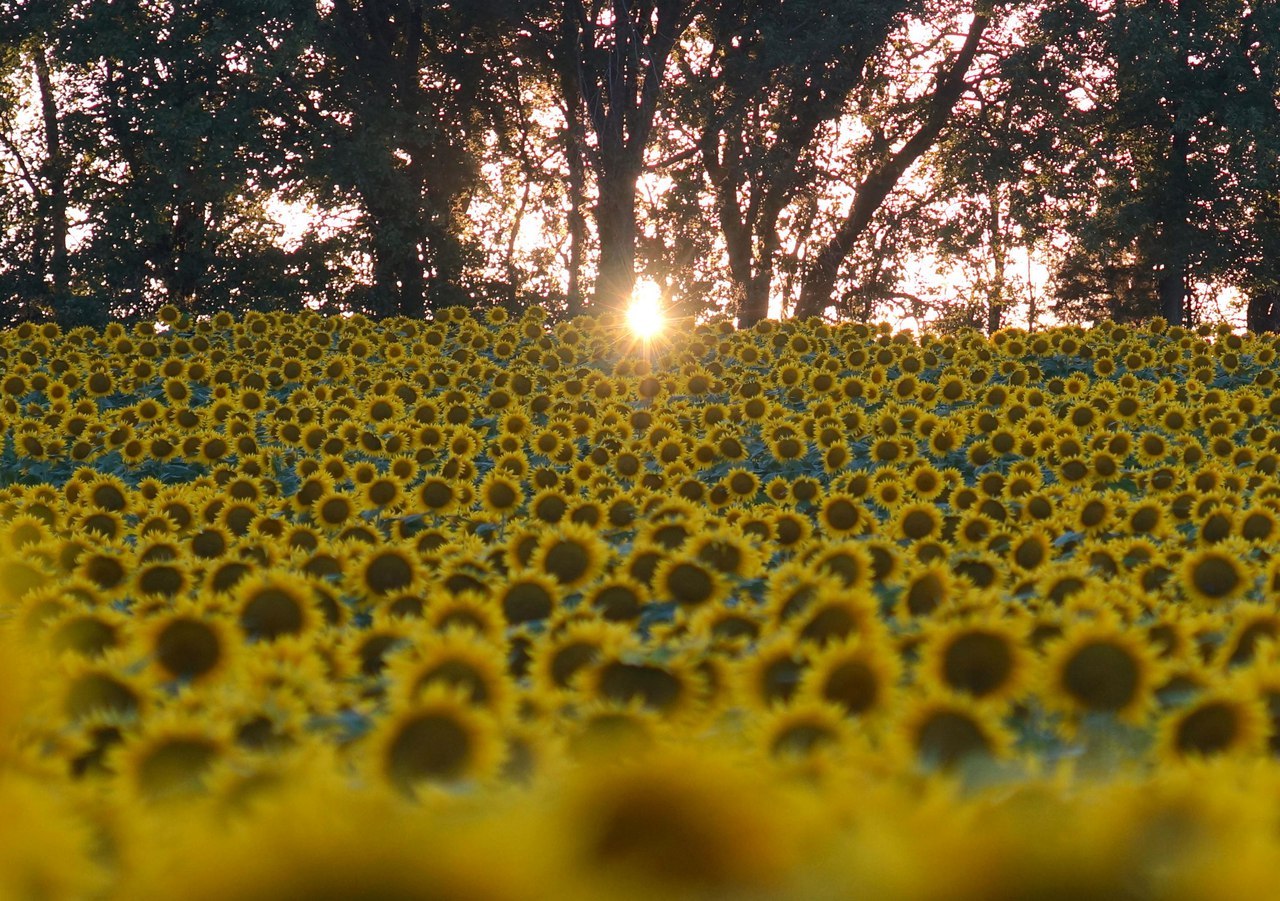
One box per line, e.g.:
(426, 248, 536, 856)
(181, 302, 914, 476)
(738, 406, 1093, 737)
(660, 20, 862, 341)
(895, 692, 1011, 772)
(531, 523, 609, 590)
(1043, 620, 1162, 724)
(918, 617, 1031, 705)
(800, 637, 900, 724)
(234, 571, 320, 643)
(373, 688, 503, 795)
(1157, 689, 1269, 761)
(1180, 544, 1255, 606)
(351, 545, 423, 599)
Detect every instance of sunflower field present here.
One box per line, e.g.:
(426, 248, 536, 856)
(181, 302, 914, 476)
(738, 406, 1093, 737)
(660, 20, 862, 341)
(5, 305, 1280, 898)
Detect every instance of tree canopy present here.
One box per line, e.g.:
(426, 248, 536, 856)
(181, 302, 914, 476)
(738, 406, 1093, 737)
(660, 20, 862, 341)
(0, 0, 1276, 330)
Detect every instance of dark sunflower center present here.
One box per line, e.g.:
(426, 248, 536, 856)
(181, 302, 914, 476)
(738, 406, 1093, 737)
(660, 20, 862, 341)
(1062, 641, 1140, 711)
(943, 632, 1013, 698)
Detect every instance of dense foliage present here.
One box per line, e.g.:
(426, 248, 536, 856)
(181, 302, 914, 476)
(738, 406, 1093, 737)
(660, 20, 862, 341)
(2, 0, 1277, 328)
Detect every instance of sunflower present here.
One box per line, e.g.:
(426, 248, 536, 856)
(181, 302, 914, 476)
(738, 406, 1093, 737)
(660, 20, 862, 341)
(1180, 545, 1255, 606)
(84, 474, 130, 515)
(806, 541, 873, 593)
(768, 509, 812, 548)
(585, 653, 698, 718)
(917, 617, 1031, 704)
(721, 467, 761, 502)
(43, 609, 124, 660)
(788, 582, 878, 649)
(56, 656, 144, 727)
(686, 531, 762, 580)
(479, 471, 525, 518)
(498, 571, 562, 625)
(426, 592, 505, 642)
(1009, 527, 1053, 572)
(372, 688, 503, 794)
(585, 576, 649, 623)
(799, 637, 900, 723)
(1219, 604, 1280, 668)
(565, 700, 661, 762)
(734, 634, 808, 708)
(415, 476, 460, 515)
(651, 555, 728, 610)
(754, 699, 853, 766)
(529, 488, 570, 525)
(1042, 618, 1162, 724)
(142, 606, 235, 684)
(349, 545, 424, 599)
(310, 489, 356, 531)
(530, 620, 632, 695)
(818, 493, 865, 535)
(893, 502, 943, 543)
(233, 571, 320, 643)
(1157, 688, 1269, 760)
(894, 691, 1011, 772)
(133, 557, 191, 599)
(684, 604, 765, 649)
(361, 475, 404, 511)
(114, 713, 231, 802)
(564, 747, 798, 891)
(531, 522, 609, 590)
(334, 615, 415, 681)
(385, 630, 511, 717)
(905, 463, 949, 500)
(897, 562, 957, 619)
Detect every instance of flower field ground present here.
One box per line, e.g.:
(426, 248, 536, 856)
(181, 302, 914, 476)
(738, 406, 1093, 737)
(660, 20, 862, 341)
(5, 305, 1280, 897)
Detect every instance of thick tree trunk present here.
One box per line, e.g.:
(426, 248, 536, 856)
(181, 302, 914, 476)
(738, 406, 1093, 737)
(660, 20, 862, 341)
(740, 275, 771, 329)
(1247, 289, 1280, 334)
(33, 44, 69, 304)
(367, 195, 426, 320)
(987, 183, 1006, 334)
(563, 121, 588, 318)
(168, 190, 207, 313)
(1155, 0, 1195, 327)
(592, 166, 639, 315)
(1156, 119, 1191, 327)
(795, 11, 989, 319)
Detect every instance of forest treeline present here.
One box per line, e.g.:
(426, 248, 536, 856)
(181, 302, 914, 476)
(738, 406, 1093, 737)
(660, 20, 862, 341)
(0, 0, 1277, 332)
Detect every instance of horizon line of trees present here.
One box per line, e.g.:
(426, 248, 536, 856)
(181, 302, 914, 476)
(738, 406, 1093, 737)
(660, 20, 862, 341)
(1, 0, 1277, 333)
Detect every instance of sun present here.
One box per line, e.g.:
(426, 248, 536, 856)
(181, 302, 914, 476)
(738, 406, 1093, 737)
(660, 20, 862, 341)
(626, 280, 665, 340)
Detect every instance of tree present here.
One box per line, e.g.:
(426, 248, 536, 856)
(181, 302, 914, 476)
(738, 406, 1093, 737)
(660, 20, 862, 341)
(547, 0, 702, 316)
(279, 0, 527, 319)
(1011, 0, 1280, 327)
(794, 0, 993, 320)
(671, 0, 912, 328)
(0, 0, 330, 324)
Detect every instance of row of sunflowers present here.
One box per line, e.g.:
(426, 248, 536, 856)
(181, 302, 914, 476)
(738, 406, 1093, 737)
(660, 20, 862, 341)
(3, 305, 1280, 897)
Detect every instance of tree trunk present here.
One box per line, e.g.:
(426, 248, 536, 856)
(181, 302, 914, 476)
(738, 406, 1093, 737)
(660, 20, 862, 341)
(1247, 289, 1280, 334)
(1156, 121, 1191, 327)
(367, 197, 426, 320)
(33, 44, 69, 304)
(740, 274, 771, 329)
(593, 165, 639, 315)
(987, 182, 1006, 334)
(1156, 0, 1195, 327)
(796, 11, 989, 319)
(563, 121, 588, 319)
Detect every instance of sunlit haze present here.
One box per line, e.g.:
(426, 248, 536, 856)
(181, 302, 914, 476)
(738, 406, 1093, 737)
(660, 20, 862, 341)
(627, 280, 665, 339)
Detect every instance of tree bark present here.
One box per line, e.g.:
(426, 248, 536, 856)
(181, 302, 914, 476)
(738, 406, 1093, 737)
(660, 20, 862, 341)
(1156, 0, 1193, 327)
(593, 164, 640, 312)
(1247, 289, 1280, 334)
(987, 181, 1006, 334)
(795, 10, 990, 320)
(33, 43, 69, 304)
